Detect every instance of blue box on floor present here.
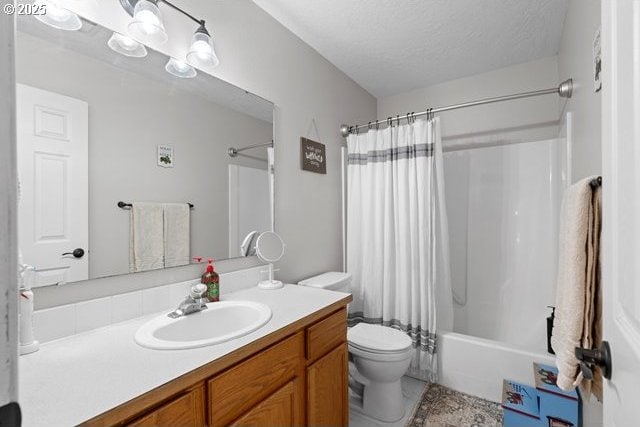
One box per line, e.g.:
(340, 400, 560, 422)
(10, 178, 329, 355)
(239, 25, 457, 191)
(533, 362, 582, 427)
(502, 379, 542, 427)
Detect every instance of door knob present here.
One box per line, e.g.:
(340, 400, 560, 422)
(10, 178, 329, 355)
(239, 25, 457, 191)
(575, 341, 612, 380)
(62, 248, 85, 258)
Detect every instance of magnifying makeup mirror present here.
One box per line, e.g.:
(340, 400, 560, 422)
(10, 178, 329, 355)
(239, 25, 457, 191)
(255, 231, 285, 290)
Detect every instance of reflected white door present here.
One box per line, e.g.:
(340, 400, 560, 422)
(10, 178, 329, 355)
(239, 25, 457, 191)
(228, 164, 270, 257)
(17, 84, 88, 286)
(602, 1, 640, 424)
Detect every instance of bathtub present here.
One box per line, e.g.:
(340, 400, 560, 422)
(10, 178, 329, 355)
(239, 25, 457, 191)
(437, 331, 603, 427)
(438, 331, 554, 402)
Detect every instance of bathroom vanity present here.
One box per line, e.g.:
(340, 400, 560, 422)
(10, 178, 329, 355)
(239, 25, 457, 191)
(19, 285, 351, 426)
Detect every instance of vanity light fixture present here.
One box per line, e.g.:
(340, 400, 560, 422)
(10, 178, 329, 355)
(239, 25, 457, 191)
(186, 23, 219, 68)
(165, 57, 197, 78)
(127, 0, 168, 45)
(107, 32, 148, 58)
(119, 0, 220, 68)
(34, 0, 82, 31)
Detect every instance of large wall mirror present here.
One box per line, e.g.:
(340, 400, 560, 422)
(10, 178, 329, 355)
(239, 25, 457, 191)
(16, 15, 275, 288)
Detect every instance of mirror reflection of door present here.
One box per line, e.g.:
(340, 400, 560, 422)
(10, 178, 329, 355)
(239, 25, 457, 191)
(17, 84, 89, 286)
(228, 164, 270, 258)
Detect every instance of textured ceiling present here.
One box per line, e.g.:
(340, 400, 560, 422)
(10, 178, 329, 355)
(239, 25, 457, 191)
(253, 0, 569, 98)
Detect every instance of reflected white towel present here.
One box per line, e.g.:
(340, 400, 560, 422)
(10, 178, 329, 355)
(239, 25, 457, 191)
(551, 176, 602, 398)
(129, 202, 164, 273)
(163, 203, 190, 268)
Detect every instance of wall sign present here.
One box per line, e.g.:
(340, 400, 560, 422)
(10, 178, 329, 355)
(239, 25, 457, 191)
(300, 137, 326, 174)
(157, 144, 174, 168)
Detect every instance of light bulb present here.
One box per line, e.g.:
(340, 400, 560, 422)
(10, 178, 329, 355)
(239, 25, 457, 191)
(165, 58, 197, 78)
(128, 0, 167, 45)
(108, 32, 148, 58)
(186, 25, 219, 68)
(34, 0, 82, 31)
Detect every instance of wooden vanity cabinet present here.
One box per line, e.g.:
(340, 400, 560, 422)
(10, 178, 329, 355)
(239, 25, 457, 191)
(84, 301, 350, 427)
(128, 385, 205, 427)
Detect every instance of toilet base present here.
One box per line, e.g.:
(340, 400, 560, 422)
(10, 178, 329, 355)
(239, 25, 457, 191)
(349, 375, 406, 422)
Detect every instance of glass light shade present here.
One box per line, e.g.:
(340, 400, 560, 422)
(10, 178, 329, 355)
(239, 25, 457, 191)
(165, 58, 197, 78)
(128, 0, 168, 45)
(34, 0, 82, 31)
(107, 32, 148, 58)
(186, 30, 219, 68)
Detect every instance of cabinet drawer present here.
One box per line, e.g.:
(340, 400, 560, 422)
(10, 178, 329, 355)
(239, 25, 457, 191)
(306, 308, 347, 363)
(128, 385, 205, 427)
(208, 332, 304, 426)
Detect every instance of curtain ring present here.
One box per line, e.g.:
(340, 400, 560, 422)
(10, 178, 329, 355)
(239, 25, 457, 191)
(411, 112, 415, 123)
(396, 115, 400, 127)
(387, 117, 392, 127)
(368, 121, 372, 130)
(375, 120, 379, 130)
(406, 113, 410, 125)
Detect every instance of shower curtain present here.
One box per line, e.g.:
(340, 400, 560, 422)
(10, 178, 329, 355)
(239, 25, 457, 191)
(346, 118, 451, 381)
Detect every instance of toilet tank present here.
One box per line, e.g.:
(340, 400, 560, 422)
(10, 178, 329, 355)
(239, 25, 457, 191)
(298, 272, 352, 293)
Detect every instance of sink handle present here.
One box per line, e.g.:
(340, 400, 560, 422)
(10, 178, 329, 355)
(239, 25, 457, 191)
(190, 284, 207, 299)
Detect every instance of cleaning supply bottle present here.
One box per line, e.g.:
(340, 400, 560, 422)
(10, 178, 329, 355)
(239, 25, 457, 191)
(201, 258, 219, 302)
(546, 306, 556, 355)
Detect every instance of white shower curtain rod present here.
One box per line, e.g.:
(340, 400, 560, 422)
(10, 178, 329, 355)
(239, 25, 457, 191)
(339, 78, 573, 137)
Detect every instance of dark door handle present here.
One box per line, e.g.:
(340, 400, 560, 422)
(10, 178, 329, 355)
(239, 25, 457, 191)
(575, 341, 612, 380)
(62, 248, 85, 258)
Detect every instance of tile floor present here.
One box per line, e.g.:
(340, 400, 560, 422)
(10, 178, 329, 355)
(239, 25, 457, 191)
(349, 376, 427, 427)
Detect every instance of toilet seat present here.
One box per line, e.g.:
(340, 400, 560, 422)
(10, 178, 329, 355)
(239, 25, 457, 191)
(347, 323, 413, 361)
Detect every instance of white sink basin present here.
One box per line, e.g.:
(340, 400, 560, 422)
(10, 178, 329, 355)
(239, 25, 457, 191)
(135, 301, 272, 350)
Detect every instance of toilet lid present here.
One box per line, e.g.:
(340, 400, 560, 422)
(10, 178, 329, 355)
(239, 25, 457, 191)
(348, 323, 412, 353)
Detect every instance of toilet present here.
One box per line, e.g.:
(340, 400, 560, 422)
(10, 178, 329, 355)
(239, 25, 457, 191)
(298, 272, 413, 423)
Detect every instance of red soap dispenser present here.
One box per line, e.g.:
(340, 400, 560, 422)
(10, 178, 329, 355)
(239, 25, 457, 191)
(201, 258, 220, 302)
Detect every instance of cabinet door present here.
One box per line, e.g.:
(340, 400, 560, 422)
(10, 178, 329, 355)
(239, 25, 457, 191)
(208, 332, 304, 426)
(230, 380, 300, 426)
(307, 343, 348, 426)
(128, 385, 205, 427)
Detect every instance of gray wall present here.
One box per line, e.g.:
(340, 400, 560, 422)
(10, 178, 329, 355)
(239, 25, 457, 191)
(33, 0, 376, 308)
(378, 56, 562, 144)
(0, 5, 18, 407)
(558, 0, 602, 182)
(16, 33, 272, 280)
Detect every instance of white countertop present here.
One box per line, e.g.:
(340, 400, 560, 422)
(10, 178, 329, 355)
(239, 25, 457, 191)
(19, 284, 349, 427)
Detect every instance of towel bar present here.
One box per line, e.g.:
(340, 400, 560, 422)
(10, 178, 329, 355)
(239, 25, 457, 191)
(118, 201, 194, 209)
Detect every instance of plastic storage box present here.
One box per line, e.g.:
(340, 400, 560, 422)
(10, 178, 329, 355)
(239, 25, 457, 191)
(502, 379, 542, 427)
(533, 362, 582, 427)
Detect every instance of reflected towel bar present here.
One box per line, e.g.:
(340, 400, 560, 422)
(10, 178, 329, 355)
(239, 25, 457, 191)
(118, 201, 194, 209)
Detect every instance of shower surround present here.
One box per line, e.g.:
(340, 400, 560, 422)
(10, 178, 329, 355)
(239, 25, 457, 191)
(438, 136, 567, 402)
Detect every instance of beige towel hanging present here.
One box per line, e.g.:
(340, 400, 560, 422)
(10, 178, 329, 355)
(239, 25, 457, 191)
(129, 202, 165, 273)
(163, 203, 190, 268)
(551, 176, 602, 401)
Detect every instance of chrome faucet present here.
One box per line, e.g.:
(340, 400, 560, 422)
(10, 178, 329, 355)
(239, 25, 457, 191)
(168, 283, 208, 318)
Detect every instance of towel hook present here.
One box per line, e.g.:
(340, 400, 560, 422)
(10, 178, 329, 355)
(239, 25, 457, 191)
(575, 341, 612, 380)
